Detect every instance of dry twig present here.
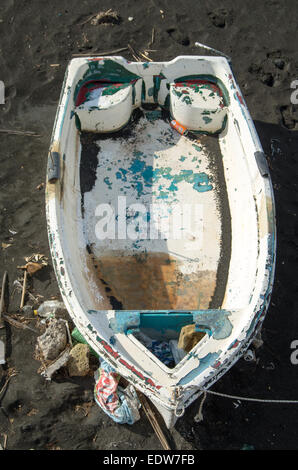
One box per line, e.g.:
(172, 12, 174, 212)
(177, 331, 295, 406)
(72, 47, 128, 57)
(0, 368, 17, 400)
(2, 314, 38, 333)
(80, 9, 121, 26)
(0, 129, 40, 137)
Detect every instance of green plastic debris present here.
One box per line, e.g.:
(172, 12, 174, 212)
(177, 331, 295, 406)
(71, 327, 99, 358)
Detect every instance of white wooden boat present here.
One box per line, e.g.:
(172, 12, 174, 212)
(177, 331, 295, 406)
(46, 56, 276, 428)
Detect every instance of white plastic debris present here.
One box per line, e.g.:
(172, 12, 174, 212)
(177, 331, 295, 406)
(0, 339, 5, 365)
(243, 349, 256, 362)
(41, 348, 70, 380)
(34, 300, 66, 319)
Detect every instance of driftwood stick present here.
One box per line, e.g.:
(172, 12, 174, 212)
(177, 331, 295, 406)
(0, 368, 17, 400)
(41, 348, 70, 381)
(127, 43, 141, 61)
(20, 270, 27, 309)
(148, 27, 155, 48)
(2, 314, 38, 333)
(137, 391, 171, 450)
(0, 129, 40, 137)
(137, 50, 153, 62)
(72, 47, 128, 57)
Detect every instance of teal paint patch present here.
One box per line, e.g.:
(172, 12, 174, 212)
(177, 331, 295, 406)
(116, 168, 128, 181)
(101, 84, 128, 96)
(178, 352, 220, 385)
(179, 156, 187, 162)
(171, 169, 212, 193)
(145, 110, 162, 122)
(84, 59, 139, 83)
(203, 116, 212, 124)
(135, 181, 144, 197)
(153, 73, 166, 102)
(110, 311, 198, 337)
(140, 312, 194, 334)
(182, 95, 192, 105)
(172, 88, 183, 98)
(192, 144, 202, 152)
(108, 310, 231, 340)
(109, 335, 116, 345)
(103, 176, 112, 189)
(193, 310, 233, 340)
(152, 166, 213, 198)
(129, 157, 146, 174)
(142, 165, 154, 184)
(192, 173, 213, 192)
(109, 311, 140, 334)
(127, 157, 154, 193)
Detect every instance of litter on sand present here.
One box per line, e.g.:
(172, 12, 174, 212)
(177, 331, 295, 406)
(94, 360, 140, 425)
(41, 348, 70, 381)
(34, 300, 66, 319)
(71, 326, 99, 357)
(134, 331, 188, 366)
(18, 254, 48, 309)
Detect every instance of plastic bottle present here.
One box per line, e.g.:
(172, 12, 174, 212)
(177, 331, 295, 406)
(34, 300, 66, 319)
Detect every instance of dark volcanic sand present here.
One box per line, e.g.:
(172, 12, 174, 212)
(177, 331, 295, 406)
(0, 0, 298, 451)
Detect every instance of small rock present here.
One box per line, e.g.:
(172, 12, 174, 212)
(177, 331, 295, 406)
(67, 343, 90, 377)
(273, 58, 285, 69)
(281, 105, 297, 129)
(260, 72, 274, 87)
(37, 319, 67, 361)
(208, 9, 229, 28)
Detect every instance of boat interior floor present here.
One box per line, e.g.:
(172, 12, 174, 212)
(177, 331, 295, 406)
(79, 106, 231, 313)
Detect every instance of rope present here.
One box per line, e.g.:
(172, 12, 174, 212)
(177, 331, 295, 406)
(174, 401, 185, 417)
(200, 388, 298, 404)
(194, 391, 207, 422)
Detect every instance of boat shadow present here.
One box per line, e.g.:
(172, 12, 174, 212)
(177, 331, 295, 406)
(173, 119, 298, 449)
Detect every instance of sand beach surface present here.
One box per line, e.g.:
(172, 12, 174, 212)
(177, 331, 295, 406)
(0, 0, 298, 450)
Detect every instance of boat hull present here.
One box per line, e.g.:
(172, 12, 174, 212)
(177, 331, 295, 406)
(46, 56, 276, 427)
